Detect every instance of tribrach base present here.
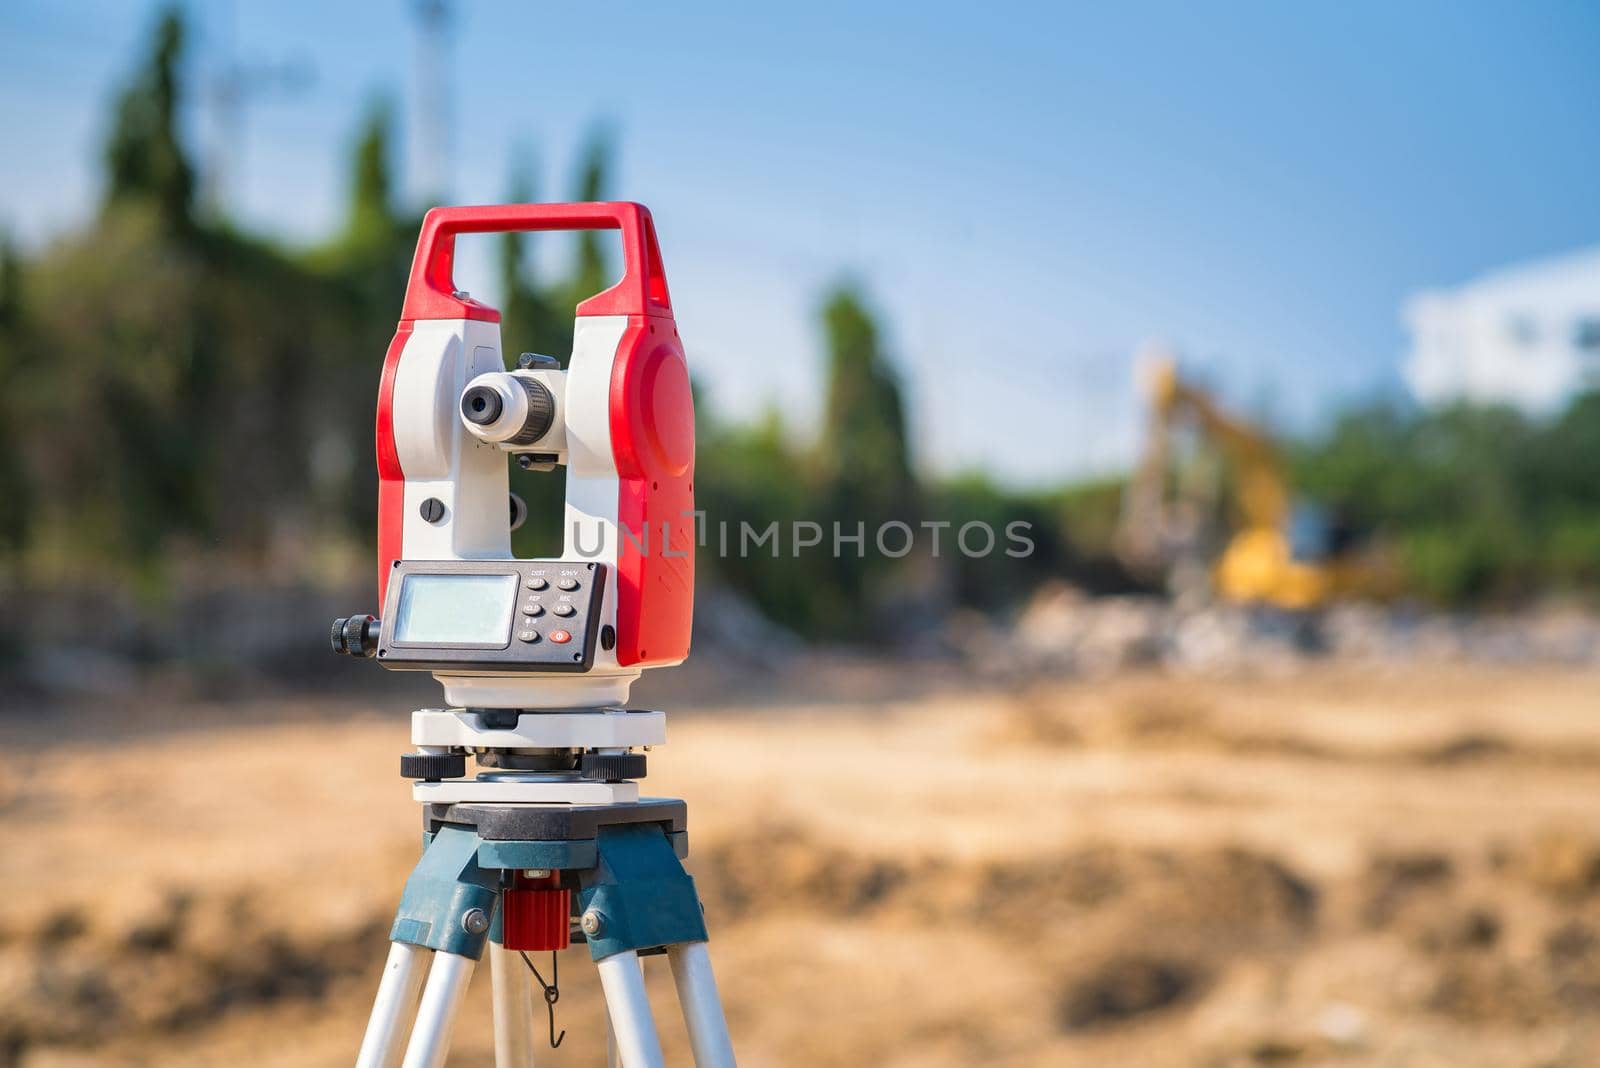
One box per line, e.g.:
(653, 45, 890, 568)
(355, 796, 735, 1068)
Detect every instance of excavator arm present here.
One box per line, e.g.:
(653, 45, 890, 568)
(1118, 349, 1333, 609)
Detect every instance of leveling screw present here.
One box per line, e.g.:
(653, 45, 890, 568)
(461, 908, 490, 935)
(580, 909, 606, 937)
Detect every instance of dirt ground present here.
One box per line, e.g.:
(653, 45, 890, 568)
(4, 660, 1600, 1066)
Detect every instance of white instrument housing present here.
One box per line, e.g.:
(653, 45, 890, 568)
(385, 315, 641, 708)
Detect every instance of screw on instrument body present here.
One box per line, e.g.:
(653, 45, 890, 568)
(460, 908, 489, 935)
(580, 909, 605, 937)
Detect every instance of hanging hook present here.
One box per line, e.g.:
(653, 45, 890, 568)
(520, 950, 566, 1049)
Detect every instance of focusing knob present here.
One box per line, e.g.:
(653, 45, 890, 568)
(507, 378, 556, 446)
(401, 752, 467, 781)
(579, 752, 647, 782)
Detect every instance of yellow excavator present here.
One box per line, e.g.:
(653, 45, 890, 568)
(1117, 347, 1386, 611)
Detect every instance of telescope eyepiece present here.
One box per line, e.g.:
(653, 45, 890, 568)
(461, 385, 504, 426)
(459, 371, 558, 447)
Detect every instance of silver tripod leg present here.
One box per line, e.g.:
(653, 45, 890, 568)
(490, 941, 537, 1067)
(606, 1006, 621, 1068)
(604, 953, 644, 1068)
(357, 942, 431, 1068)
(400, 950, 477, 1068)
(668, 942, 737, 1067)
(596, 951, 665, 1068)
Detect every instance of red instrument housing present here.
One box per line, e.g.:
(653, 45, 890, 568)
(373, 202, 694, 668)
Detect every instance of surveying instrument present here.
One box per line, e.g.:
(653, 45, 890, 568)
(331, 202, 734, 1067)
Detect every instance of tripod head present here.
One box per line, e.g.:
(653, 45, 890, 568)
(333, 202, 695, 710)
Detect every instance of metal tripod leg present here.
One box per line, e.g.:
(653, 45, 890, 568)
(400, 950, 477, 1068)
(604, 952, 644, 1068)
(490, 940, 537, 1067)
(357, 941, 431, 1068)
(597, 950, 666, 1068)
(668, 942, 737, 1068)
(606, 1005, 622, 1068)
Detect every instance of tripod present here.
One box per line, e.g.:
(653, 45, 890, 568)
(354, 711, 736, 1068)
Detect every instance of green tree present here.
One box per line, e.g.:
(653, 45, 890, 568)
(104, 7, 194, 231)
(1291, 399, 1584, 604)
(299, 98, 423, 543)
(817, 284, 914, 512)
(815, 286, 917, 622)
(347, 99, 401, 252)
(314, 98, 414, 308)
(13, 9, 391, 589)
(0, 238, 30, 558)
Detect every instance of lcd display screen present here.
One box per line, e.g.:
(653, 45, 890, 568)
(392, 573, 519, 646)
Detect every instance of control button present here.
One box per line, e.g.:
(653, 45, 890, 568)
(557, 577, 580, 591)
(549, 630, 572, 644)
(525, 577, 548, 590)
(552, 603, 577, 618)
(521, 601, 544, 617)
(517, 629, 541, 643)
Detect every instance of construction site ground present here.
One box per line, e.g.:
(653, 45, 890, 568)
(4, 659, 1600, 1067)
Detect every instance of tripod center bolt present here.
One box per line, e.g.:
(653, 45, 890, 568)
(460, 908, 490, 936)
(580, 909, 606, 937)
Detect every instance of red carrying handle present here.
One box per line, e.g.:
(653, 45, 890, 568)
(400, 201, 673, 322)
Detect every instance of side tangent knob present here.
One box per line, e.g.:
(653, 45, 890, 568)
(579, 752, 648, 782)
(400, 752, 467, 781)
(331, 615, 381, 656)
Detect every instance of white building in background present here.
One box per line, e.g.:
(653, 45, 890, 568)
(1403, 246, 1600, 414)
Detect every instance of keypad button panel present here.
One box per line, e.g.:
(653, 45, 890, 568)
(377, 560, 607, 673)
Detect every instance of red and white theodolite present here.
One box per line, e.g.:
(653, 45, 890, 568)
(335, 203, 734, 1068)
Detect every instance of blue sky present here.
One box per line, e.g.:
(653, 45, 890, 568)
(3, 1, 1598, 485)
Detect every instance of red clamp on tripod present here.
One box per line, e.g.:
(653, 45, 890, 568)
(502, 870, 571, 952)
